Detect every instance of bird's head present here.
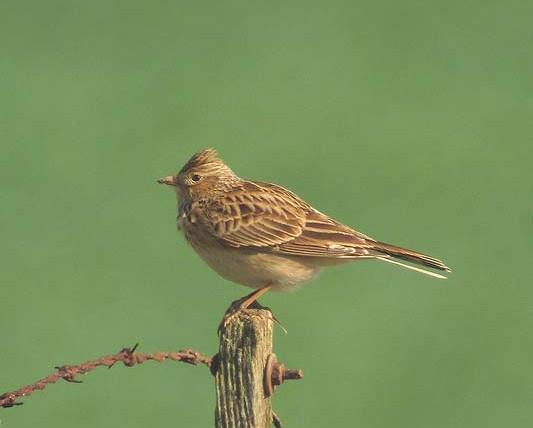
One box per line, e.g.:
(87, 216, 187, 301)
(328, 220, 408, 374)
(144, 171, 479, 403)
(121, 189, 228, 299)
(157, 148, 236, 199)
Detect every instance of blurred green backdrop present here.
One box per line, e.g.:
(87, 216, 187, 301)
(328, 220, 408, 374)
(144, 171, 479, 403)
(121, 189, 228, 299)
(1, 1, 532, 427)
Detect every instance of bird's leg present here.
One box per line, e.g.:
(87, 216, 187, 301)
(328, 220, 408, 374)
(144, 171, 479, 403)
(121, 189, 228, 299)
(218, 284, 273, 334)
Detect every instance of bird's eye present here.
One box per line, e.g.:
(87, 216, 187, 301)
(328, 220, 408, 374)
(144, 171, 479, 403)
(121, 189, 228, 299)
(191, 174, 201, 182)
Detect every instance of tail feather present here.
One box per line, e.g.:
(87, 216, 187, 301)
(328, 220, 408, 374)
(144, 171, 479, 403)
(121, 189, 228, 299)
(372, 241, 451, 278)
(376, 256, 448, 279)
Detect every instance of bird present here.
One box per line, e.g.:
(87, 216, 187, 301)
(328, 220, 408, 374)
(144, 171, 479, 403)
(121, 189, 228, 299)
(158, 148, 450, 326)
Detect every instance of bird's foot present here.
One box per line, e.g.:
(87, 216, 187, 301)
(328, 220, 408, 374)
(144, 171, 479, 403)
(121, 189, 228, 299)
(217, 299, 286, 335)
(217, 298, 263, 335)
(217, 285, 282, 335)
(250, 302, 287, 334)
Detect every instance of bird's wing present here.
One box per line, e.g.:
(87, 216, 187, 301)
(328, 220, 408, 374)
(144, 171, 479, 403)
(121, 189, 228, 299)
(204, 181, 307, 248)
(277, 209, 378, 258)
(205, 181, 377, 258)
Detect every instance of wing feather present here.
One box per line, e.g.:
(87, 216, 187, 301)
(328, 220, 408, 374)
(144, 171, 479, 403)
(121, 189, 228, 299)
(205, 181, 307, 248)
(205, 181, 376, 258)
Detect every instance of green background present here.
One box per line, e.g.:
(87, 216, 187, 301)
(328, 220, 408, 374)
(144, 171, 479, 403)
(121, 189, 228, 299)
(2, 1, 531, 427)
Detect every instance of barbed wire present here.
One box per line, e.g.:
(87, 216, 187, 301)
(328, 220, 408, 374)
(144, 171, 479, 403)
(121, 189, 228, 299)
(0, 344, 212, 408)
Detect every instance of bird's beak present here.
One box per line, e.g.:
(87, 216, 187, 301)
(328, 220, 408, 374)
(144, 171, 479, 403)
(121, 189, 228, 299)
(157, 175, 177, 186)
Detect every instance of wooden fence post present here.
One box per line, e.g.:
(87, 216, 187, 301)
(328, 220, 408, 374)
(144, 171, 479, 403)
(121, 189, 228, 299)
(214, 309, 274, 428)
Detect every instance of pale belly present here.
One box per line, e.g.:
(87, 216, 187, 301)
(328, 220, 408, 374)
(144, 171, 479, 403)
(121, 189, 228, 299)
(181, 227, 321, 291)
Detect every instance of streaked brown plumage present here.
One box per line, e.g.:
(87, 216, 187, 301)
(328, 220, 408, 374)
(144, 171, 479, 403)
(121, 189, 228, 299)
(158, 149, 450, 319)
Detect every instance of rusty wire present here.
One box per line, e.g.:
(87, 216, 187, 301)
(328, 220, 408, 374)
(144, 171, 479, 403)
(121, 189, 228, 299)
(0, 344, 212, 408)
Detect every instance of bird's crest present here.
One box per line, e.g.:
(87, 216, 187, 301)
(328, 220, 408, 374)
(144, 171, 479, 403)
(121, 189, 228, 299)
(180, 148, 233, 176)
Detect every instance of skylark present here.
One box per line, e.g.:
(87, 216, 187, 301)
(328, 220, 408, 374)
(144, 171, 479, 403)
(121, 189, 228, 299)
(158, 149, 450, 324)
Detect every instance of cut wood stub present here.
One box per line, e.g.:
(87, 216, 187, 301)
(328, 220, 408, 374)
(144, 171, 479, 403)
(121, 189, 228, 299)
(214, 309, 273, 428)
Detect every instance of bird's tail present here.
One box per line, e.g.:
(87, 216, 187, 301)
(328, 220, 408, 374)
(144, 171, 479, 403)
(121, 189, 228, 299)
(372, 241, 451, 279)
